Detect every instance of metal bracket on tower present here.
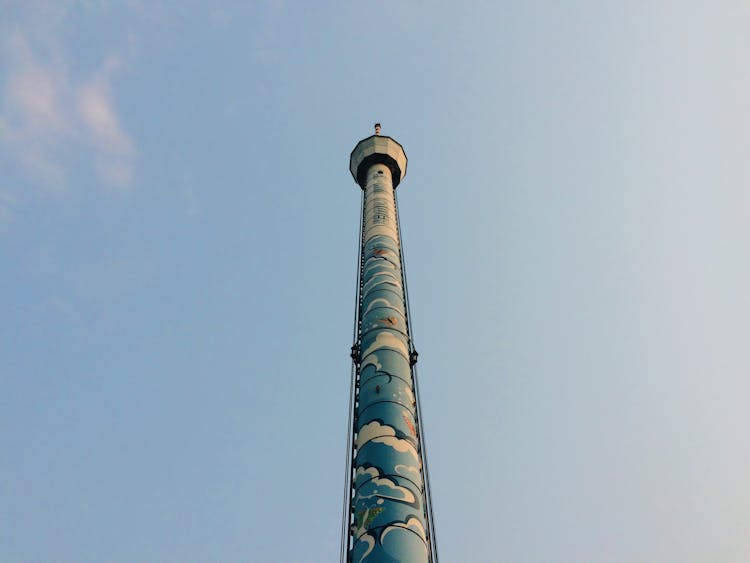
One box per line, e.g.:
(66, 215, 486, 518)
(350, 344, 360, 364)
(410, 349, 419, 366)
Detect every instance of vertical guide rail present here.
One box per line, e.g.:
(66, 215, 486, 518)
(395, 191, 440, 563)
(340, 190, 365, 563)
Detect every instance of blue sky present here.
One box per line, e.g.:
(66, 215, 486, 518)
(1, 1, 749, 561)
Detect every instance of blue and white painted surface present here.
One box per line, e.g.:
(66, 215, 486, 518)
(348, 137, 432, 563)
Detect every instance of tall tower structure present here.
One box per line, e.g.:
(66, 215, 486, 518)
(341, 127, 438, 563)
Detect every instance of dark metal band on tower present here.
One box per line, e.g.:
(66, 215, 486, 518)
(341, 129, 438, 563)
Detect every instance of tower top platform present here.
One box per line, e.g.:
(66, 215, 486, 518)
(349, 134, 408, 189)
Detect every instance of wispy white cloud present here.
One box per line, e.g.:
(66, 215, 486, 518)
(5, 34, 68, 136)
(78, 58, 133, 155)
(77, 57, 134, 189)
(2, 32, 70, 190)
(1, 31, 135, 191)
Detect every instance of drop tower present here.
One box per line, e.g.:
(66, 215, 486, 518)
(341, 126, 438, 563)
